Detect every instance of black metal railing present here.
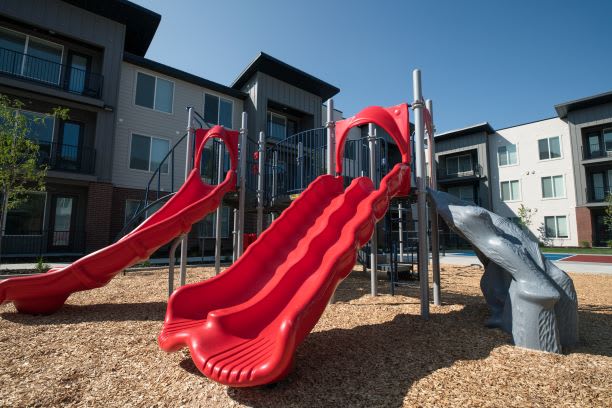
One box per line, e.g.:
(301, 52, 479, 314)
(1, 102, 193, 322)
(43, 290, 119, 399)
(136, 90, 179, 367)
(341, 136, 389, 188)
(588, 186, 611, 202)
(0, 47, 103, 98)
(37, 141, 96, 174)
(582, 145, 612, 160)
(437, 163, 483, 180)
(1, 229, 86, 257)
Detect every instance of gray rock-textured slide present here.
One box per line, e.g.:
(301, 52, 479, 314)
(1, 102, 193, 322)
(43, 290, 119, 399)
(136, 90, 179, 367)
(427, 189, 578, 353)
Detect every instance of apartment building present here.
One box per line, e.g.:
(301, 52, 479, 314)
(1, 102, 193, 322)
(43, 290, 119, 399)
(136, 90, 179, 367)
(0, 0, 340, 258)
(489, 118, 578, 247)
(0, 0, 160, 256)
(556, 92, 612, 246)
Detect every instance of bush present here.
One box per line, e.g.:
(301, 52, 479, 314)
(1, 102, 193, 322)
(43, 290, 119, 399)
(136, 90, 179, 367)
(35, 257, 50, 273)
(607, 240, 612, 249)
(580, 240, 591, 248)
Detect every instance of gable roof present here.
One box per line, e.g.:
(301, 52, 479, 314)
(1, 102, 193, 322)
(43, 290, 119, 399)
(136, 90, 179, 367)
(231, 52, 339, 101)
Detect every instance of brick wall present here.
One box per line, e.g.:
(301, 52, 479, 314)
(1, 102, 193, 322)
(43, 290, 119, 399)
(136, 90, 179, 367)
(85, 182, 114, 252)
(575, 206, 593, 246)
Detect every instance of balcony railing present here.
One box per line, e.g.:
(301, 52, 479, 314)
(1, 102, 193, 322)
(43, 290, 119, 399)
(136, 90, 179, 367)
(437, 163, 483, 180)
(1, 229, 86, 257)
(588, 186, 611, 203)
(37, 141, 96, 174)
(0, 47, 103, 98)
(582, 145, 612, 160)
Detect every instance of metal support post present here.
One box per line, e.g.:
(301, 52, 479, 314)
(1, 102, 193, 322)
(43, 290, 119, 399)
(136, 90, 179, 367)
(232, 209, 238, 263)
(326, 98, 336, 175)
(214, 141, 224, 275)
(257, 131, 266, 236)
(179, 107, 194, 287)
(368, 123, 378, 296)
(237, 112, 247, 258)
(398, 203, 404, 263)
(426, 99, 441, 306)
(297, 141, 304, 190)
(271, 150, 278, 206)
(413, 69, 429, 319)
(168, 236, 182, 296)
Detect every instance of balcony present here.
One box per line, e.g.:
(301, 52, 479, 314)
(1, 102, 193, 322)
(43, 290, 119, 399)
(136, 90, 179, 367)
(437, 163, 483, 181)
(588, 186, 611, 203)
(0, 47, 103, 99)
(38, 141, 96, 175)
(582, 146, 612, 161)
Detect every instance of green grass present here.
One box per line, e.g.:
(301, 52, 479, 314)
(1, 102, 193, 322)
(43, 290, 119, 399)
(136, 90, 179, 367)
(540, 247, 612, 255)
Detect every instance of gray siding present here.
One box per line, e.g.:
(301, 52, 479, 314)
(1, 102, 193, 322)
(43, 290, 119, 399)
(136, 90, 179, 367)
(0, 0, 127, 181)
(112, 62, 243, 191)
(241, 72, 323, 140)
(566, 102, 612, 206)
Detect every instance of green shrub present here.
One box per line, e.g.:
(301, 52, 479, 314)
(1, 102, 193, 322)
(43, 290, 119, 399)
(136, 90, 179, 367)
(579, 240, 591, 248)
(35, 257, 50, 273)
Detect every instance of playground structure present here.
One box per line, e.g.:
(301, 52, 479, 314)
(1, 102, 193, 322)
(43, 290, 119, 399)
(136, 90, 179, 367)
(0, 69, 578, 387)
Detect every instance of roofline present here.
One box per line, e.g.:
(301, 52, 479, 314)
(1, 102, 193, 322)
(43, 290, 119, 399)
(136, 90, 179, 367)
(123, 53, 248, 100)
(435, 122, 494, 139)
(493, 115, 560, 132)
(231, 52, 340, 100)
(554, 90, 612, 118)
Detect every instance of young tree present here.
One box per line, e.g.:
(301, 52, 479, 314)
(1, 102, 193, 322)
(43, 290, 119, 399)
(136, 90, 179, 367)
(604, 193, 612, 233)
(517, 204, 534, 230)
(0, 94, 68, 262)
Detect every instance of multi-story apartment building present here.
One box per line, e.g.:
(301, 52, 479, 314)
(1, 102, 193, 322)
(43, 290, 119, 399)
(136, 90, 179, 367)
(0, 0, 161, 256)
(489, 118, 579, 247)
(556, 91, 612, 247)
(0, 0, 340, 258)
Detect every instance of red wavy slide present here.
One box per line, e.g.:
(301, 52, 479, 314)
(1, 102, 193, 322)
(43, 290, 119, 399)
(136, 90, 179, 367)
(159, 105, 411, 387)
(0, 126, 238, 315)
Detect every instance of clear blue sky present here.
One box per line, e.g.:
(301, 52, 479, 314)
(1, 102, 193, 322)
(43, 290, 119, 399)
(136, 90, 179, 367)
(132, 0, 612, 133)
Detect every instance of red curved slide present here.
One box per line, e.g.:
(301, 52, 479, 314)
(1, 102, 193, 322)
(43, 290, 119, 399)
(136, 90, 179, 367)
(0, 126, 238, 315)
(159, 105, 411, 387)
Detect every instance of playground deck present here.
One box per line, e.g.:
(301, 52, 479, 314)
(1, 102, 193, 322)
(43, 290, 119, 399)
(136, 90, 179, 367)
(0, 266, 610, 407)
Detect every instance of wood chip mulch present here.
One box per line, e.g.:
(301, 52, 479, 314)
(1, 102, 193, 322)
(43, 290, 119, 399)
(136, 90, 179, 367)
(1, 265, 610, 407)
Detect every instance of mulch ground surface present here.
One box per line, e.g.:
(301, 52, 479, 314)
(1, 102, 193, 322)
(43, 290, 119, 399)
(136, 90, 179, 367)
(0, 265, 610, 407)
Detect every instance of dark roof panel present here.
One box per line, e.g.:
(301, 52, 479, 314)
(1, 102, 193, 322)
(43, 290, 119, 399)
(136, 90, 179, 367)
(61, 0, 160, 56)
(435, 122, 494, 140)
(124, 53, 247, 99)
(554, 90, 612, 118)
(232, 52, 340, 100)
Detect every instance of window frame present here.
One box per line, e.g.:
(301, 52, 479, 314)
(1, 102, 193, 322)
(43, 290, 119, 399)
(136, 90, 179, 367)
(537, 136, 563, 161)
(544, 215, 569, 239)
(203, 92, 234, 129)
(497, 143, 518, 167)
(0, 26, 64, 85)
(540, 175, 566, 200)
(134, 70, 175, 114)
(445, 153, 473, 176)
(267, 111, 288, 140)
(18, 109, 56, 143)
(128, 132, 171, 174)
(500, 179, 521, 202)
(3, 191, 47, 236)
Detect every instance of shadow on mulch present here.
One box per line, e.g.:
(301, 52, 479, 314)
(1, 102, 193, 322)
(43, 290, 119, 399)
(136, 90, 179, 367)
(1, 301, 167, 325)
(228, 304, 506, 408)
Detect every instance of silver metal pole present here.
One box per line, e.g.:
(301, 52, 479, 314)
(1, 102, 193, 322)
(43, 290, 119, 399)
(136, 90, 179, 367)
(179, 107, 194, 287)
(368, 123, 378, 297)
(232, 208, 238, 263)
(413, 69, 429, 319)
(214, 141, 224, 275)
(297, 141, 304, 190)
(426, 99, 441, 306)
(257, 131, 266, 236)
(168, 236, 182, 296)
(271, 150, 278, 206)
(398, 203, 404, 263)
(326, 99, 336, 176)
(237, 112, 248, 258)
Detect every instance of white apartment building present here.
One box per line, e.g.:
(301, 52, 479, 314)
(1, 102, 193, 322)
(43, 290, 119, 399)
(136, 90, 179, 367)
(489, 117, 579, 246)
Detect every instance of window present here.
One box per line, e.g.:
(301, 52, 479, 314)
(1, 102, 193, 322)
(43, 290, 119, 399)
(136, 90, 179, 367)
(446, 154, 472, 175)
(129, 133, 170, 173)
(135, 72, 174, 113)
(585, 128, 612, 158)
(0, 27, 63, 84)
(541, 175, 565, 199)
(51, 196, 74, 246)
(267, 111, 287, 140)
(199, 206, 230, 238)
(204, 93, 233, 128)
(544, 216, 568, 238)
(605, 129, 612, 152)
(590, 170, 612, 201)
(447, 185, 475, 203)
(497, 144, 517, 166)
(538, 136, 561, 160)
(4, 192, 46, 235)
(500, 180, 520, 201)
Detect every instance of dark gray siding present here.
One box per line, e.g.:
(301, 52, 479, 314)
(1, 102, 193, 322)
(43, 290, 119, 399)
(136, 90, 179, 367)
(566, 102, 612, 205)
